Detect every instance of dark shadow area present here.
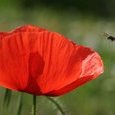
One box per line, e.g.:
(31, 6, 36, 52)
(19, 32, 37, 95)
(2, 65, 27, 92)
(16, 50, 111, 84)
(19, 0, 115, 18)
(23, 52, 44, 95)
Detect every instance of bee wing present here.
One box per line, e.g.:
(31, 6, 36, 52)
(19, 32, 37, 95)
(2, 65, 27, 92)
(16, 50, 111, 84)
(103, 32, 110, 38)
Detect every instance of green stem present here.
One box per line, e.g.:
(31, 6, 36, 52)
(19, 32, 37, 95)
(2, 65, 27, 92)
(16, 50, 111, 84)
(32, 95, 36, 115)
(17, 93, 23, 115)
(46, 96, 65, 115)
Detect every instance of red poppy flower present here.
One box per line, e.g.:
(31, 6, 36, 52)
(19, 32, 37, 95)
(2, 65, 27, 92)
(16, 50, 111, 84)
(0, 25, 104, 96)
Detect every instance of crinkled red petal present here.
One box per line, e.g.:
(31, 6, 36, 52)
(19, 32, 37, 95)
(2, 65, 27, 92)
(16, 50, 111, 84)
(0, 25, 104, 96)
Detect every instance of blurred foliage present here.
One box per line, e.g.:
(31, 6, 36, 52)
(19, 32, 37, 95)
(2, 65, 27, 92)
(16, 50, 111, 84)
(0, 0, 115, 18)
(19, 0, 114, 18)
(0, 0, 115, 115)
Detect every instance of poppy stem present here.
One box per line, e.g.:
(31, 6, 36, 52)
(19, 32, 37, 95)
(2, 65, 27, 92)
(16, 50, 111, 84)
(32, 95, 36, 115)
(46, 96, 65, 115)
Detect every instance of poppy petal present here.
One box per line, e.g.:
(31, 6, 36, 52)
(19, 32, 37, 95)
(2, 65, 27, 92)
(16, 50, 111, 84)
(0, 25, 104, 96)
(44, 51, 103, 96)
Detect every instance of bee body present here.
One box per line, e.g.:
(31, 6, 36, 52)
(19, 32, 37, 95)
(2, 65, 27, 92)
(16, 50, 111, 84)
(104, 33, 115, 41)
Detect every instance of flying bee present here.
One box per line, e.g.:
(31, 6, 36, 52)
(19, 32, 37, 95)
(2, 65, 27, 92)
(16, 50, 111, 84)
(104, 32, 115, 41)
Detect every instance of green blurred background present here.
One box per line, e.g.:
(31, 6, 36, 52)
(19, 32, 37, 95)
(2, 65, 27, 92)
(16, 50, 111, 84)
(0, 0, 115, 115)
